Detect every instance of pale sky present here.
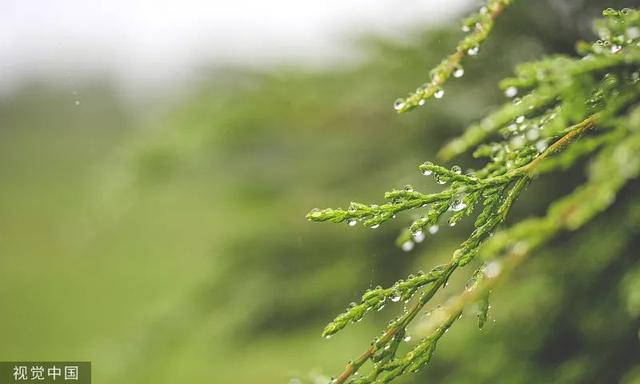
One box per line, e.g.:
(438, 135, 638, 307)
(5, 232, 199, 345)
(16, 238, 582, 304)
(0, 0, 471, 94)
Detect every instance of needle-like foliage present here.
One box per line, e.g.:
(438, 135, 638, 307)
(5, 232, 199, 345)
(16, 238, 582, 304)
(306, 4, 640, 383)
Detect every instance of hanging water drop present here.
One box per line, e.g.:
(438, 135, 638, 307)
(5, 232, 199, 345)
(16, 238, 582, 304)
(347, 218, 357, 227)
(401, 240, 414, 252)
(449, 199, 467, 212)
(413, 230, 425, 243)
(526, 129, 540, 141)
(485, 261, 502, 278)
(403, 335, 412, 342)
(428, 225, 439, 234)
(451, 165, 462, 174)
(403, 185, 414, 193)
(394, 98, 406, 111)
(515, 115, 525, 124)
(467, 45, 480, 56)
(504, 86, 518, 98)
(418, 99, 426, 106)
(535, 139, 548, 153)
(453, 67, 465, 78)
(370, 224, 380, 229)
(309, 208, 322, 219)
(421, 161, 434, 175)
(434, 88, 445, 99)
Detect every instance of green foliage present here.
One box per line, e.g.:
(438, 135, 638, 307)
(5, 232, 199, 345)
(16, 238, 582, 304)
(307, 4, 640, 384)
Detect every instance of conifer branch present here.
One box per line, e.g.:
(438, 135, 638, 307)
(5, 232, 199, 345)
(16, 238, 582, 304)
(307, 5, 640, 384)
(393, 0, 513, 113)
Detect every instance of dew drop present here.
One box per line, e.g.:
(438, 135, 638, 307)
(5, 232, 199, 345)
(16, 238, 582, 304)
(485, 261, 502, 278)
(390, 293, 401, 303)
(403, 185, 414, 193)
(394, 98, 406, 111)
(347, 218, 357, 227)
(526, 129, 540, 141)
(428, 225, 439, 234)
(461, 24, 471, 32)
(421, 161, 434, 175)
(449, 199, 467, 212)
(453, 67, 465, 78)
(611, 44, 622, 53)
(370, 224, 380, 229)
(418, 99, 426, 106)
(504, 86, 518, 98)
(401, 240, 415, 252)
(309, 208, 322, 219)
(413, 230, 425, 243)
(627, 27, 640, 40)
(434, 88, 445, 99)
(467, 45, 480, 56)
(403, 335, 412, 342)
(535, 139, 548, 153)
(451, 165, 462, 174)
(510, 135, 526, 149)
(515, 115, 525, 124)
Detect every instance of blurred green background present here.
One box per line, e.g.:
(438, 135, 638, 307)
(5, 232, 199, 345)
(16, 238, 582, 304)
(1, 1, 640, 383)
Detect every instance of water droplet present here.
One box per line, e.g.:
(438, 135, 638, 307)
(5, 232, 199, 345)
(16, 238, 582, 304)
(421, 161, 434, 175)
(418, 99, 426, 106)
(403, 185, 414, 193)
(510, 135, 526, 149)
(504, 86, 518, 98)
(461, 24, 471, 32)
(449, 199, 467, 212)
(74, 100, 80, 106)
(413, 230, 425, 243)
(347, 218, 357, 227)
(535, 139, 548, 153)
(453, 67, 464, 78)
(434, 88, 445, 99)
(526, 129, 540, 141)
(428, 225, 439, 234)
(309, 208, 322, 219)
(390, 293, 401, 303)
(401, 240, 414, 252)
(324, 334, 332, 339)
(451, 165, 462, 174)
(403, 335, 412, 342)
(611, 44, 622, 53)
(394, 98, 406, 111)
(436, 177, 446, 185)
(626, 27, 640, 40)
(370, 224, 380, 229)
(467, 45, 479, 56)
(515, 115, 525, 124)
(485, 261, 502, 278)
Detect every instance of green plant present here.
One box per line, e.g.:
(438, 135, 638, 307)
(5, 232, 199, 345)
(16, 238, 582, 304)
(307, 3, 640, 383)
